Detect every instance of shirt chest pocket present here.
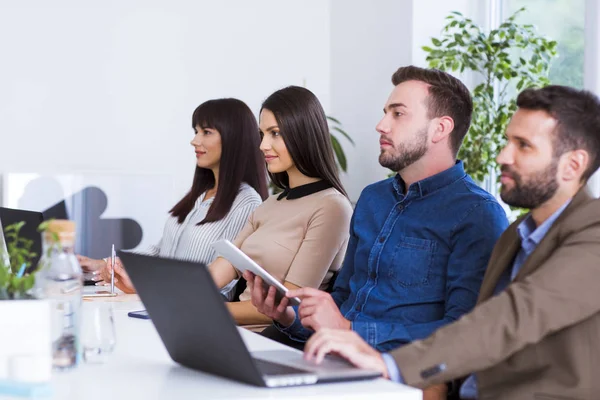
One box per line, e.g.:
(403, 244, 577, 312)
(387, 236, 436, 287)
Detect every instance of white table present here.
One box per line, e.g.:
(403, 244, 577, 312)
(51, 299, 422, 400)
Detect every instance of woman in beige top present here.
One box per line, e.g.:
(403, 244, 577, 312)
(209, 86, 353, 326)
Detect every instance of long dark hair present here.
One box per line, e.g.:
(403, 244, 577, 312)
(170, 98, 268, 224)
(260, 86, 347, 197)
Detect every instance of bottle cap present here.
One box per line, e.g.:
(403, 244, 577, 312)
(44, 220, 76, 243)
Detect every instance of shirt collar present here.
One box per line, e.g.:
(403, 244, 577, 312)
(277, 180, 333, 201)
(517, 199, 572, 248)
(391, 160, 466, 198)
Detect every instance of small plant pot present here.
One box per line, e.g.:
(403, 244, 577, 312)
(0, 299, 52, 383)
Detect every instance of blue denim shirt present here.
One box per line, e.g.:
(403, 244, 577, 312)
(278, 161, 509, 351)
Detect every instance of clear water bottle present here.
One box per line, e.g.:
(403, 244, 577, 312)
(37, 220, 83, 370)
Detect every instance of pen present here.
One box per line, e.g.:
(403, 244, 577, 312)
(111, 244, 115, 294)
(16, 263, 26, 278)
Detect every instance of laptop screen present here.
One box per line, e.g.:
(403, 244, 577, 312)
(0, 208, 44, 271)
(0, 216, 10, 267)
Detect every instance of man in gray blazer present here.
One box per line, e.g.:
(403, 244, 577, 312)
(303, 85, 600, 400)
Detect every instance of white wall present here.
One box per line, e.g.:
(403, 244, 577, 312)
(330, 0, 485, 201)
(329, 0, 413, 201)
(412, 0, 483, 68)
(0, 0, 488, 210)
(0, 0, 331, 206)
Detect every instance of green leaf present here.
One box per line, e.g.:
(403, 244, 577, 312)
(331, 126, 355, 145)
(37, 220, 53, 232)
(422, 7, 557, 184)
(431, 38, 442, 46)
(330, 135, 347, 172)
(0, 219, 48, 298)
(21, 274, 35, 293)
(326, 115, 341, 124)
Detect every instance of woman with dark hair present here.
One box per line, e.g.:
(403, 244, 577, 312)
(78, 98, 268, 300)
(209, 86, 352, 326)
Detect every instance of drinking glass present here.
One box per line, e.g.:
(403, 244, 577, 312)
(81, 303, 116, 364)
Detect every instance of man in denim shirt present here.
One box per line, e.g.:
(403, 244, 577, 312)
(303, 85, 600, 400)
(245, 66, 508, 353)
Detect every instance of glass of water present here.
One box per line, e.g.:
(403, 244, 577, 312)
(81, 303, 116, 364)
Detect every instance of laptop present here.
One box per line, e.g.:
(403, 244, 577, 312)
(119, 251, 381, 388)
(0, 207, 44, 271)
(0, 207, 101, 285)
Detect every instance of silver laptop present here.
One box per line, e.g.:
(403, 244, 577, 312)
(119, 251, 381, 387)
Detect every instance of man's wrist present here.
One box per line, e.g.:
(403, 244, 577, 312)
(277, 308, 296, 328)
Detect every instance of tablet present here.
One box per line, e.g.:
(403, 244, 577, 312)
(212, 240, 301, 306)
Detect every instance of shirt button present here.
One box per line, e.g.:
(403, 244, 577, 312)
(379, 236, 385, 243)
(355, 304, 362, 312)
(398, 204, 404, 210)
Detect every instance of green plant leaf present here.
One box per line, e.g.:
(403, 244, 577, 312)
(326, 115, 341, 124)
(331, 126, 355, 145)
(0, 220, 53, 298)
(330, 135, 347, 172)
(326, 115, 354, 172)
(423, 6, 556, 184)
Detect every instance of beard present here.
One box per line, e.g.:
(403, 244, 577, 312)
(379, 127, 428, 172)
(500, 160, 559, 209)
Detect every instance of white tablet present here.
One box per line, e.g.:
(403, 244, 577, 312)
(212, 240, 301, 306)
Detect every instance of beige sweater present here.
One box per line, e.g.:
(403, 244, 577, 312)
(234, 187, 352, 301)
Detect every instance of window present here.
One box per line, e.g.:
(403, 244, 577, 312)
(503, 0, 585, 88)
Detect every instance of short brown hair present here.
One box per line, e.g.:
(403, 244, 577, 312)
(517, 85, 600, 181)
(391, 66, 473, 156)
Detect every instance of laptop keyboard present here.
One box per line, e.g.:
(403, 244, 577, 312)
(253, 350, 356, 372)
(253, 358, 311, 376)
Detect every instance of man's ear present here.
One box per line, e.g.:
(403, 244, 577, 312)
(561, 149, 589, 182)
(431, 116, 454, 144)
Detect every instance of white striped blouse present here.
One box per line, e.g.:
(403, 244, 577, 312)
(141, 183, 262, 300)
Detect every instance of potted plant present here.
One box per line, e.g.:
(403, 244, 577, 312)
(327, 116, 354, 173)
(422, 7, 558, 184)
(0, 221, 52, 384)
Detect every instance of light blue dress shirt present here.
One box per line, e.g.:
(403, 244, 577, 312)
(383, 200, 571, 398)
